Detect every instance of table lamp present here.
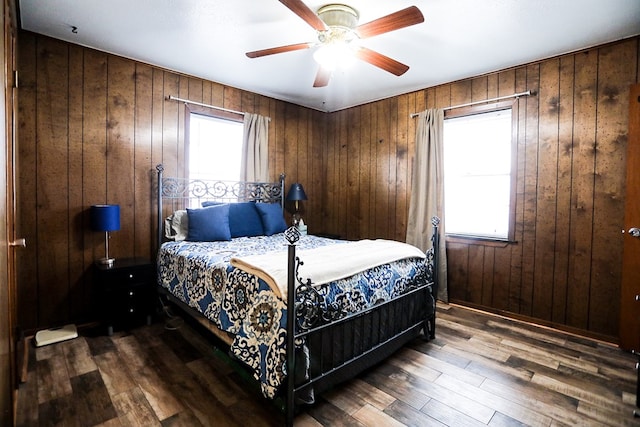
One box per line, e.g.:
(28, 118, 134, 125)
(286, 183, 308, 227)
(90, 204, 120, 267)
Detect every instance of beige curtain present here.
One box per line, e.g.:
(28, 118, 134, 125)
(241, 113, 269, 182)
(406, 109, 448, 302)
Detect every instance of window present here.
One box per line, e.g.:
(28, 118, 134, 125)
(187, 112, 243, 181)
(443, 102, 516, 241)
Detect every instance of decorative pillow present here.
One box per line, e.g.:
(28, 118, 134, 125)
(164, 210, 188, 241)
(201, 201, 264, 238)
(229, 203, 264, 237)
(186, 204, 231, 241)
(255, 203, 287, 236)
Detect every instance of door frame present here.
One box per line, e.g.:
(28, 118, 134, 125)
(620, 83, 640, 351)
(0, 0, 17, 423)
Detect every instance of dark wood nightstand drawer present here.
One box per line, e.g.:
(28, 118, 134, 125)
(100, 267, 154, 289)
(112, 283, 153, 319)
(94, 257, 156, 335)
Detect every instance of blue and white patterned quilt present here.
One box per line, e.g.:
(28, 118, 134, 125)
(157, 233, 428, 398)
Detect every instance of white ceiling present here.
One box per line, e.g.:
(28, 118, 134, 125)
(18, 0, 640, 112)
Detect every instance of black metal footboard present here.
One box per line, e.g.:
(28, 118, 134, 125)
(284, 219, 439, 426)
(297, 282, 433, 395)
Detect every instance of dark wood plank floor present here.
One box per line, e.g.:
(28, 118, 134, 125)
(15, 303, 640, 426)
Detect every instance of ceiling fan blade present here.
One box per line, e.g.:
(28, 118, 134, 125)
(313, 66, 332, 87)
(356, 6, 424, 39)
(355, 47, 410, 76)
(246, 42, 312, 58)
(279, 0, 327, 31)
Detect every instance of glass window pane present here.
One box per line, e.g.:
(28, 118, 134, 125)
(444, 108, 512, 239)
(189, 114, 243, 181)
(445, 175, 511, 238)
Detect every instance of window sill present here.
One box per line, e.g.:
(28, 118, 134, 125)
(445, 234, 517, 248)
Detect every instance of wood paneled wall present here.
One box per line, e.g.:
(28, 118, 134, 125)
(17, 29, 640, 341)
(321, 38, 640, 341)
(16, 31, 326, 331)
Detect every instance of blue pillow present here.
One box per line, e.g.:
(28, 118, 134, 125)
(201, 202, 264, 238)
(255, 203, 287, 236)
(229, 203, 264, 238)
(186, 204, 231, 241)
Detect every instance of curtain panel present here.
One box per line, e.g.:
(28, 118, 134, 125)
(406, 109, 448, 302)
(241, 113, 270, 182)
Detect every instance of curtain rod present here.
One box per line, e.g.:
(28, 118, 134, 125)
(410, 90, 533, 118)
(166, 95, 245, 117)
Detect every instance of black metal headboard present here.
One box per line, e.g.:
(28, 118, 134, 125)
(156, 164, 285, 248)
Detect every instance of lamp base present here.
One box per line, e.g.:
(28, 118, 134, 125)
(96, 257, 115, 267)
(292, 212, 301, 226)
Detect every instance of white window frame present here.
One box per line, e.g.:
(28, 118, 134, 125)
(443, 100, 518, 242)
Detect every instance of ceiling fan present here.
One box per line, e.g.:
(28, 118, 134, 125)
(245, 0, 424, 87)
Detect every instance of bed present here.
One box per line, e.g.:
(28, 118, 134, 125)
(154, 164, 439, 425)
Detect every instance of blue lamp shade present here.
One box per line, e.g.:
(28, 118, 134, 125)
(90, 205, 120, 232)
(286, 183, 308, 202)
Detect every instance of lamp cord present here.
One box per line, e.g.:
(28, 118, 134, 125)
(157, 296, 184, 331)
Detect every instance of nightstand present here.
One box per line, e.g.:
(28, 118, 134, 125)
(94, 257, 156, 335)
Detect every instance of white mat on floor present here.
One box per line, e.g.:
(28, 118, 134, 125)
(34, 324, 78, 347)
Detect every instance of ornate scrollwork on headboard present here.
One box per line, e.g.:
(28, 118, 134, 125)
(155, 163, 285, 253)
(160, 176, 284, 204)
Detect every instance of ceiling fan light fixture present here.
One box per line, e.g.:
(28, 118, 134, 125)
(317, 4, 359, 29)
(313, 4, 360, 70)
(313, 42, 356, 70)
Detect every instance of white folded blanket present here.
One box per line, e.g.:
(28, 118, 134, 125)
(230, 239, 425, 299)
